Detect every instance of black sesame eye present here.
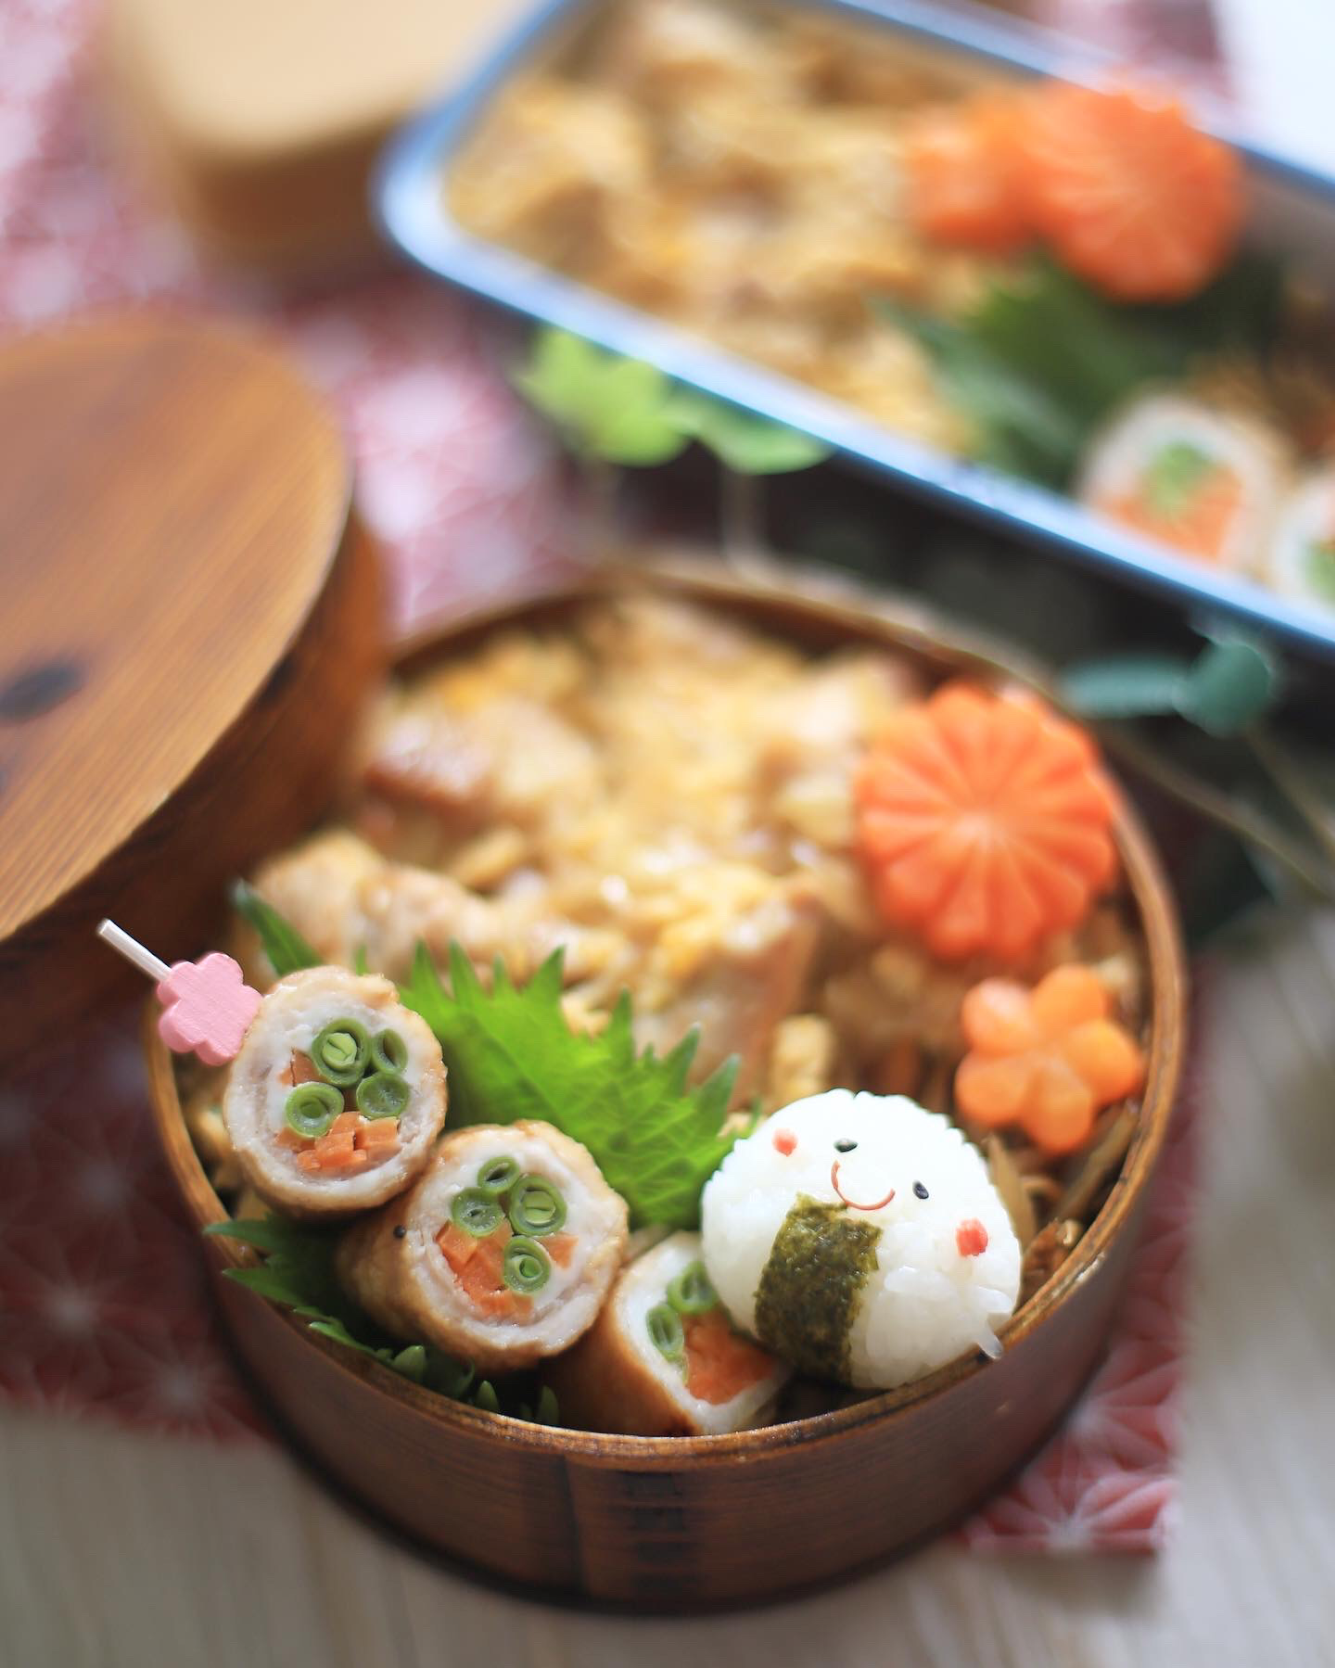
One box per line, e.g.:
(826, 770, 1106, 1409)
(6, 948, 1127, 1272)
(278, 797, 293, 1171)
(833, 1138, 857, 1153)
(913, 1181, 929, 1200)
(393, 1225, 407, 1238)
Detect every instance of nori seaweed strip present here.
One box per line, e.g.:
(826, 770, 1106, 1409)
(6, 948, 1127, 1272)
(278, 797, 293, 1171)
(754, 1196, 881, 1382)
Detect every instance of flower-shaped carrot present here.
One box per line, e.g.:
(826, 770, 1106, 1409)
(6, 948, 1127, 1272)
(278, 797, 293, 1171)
(903, 94, 1031, 255)
(853, 682, 1118, 963)
(955, 965, 1145, 1155)
(1016, 82, 1243, 302)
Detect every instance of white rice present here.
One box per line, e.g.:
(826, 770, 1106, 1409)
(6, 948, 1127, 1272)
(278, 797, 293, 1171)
(701, 1091, 1021, 1390)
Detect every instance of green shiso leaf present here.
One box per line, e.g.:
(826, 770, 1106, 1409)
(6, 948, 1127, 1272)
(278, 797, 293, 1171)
(208, 1214, 499, 1404)
(668, 391, 831, 474)
(399, 941, 740, 1230)
(874, 251, 1285, 490)
(513, 329, 688, 466)
(230, 881, 321, 978)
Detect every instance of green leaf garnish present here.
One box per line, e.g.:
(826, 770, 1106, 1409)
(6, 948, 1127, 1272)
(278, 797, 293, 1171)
(1058, 654, 1193, 720)
(204, 1213, 550, 1415)
(513, 330, 688, 466)
(514, 329, 829, 476)
(668, 392, 831, 474)
(1176, 636, 1278, 736)
(399, 942, 740, 1229)
(876, 251, 1284, 490)
(230, 880, 321, 977)
(1059, 633, 1279, 736)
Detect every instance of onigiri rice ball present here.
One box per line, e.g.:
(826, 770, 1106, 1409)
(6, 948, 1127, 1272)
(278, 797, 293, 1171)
(701, 1091, 1021, 1389)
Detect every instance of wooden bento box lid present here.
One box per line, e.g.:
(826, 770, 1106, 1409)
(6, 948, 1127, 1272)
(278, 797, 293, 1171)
(0, 315, 383, 1071)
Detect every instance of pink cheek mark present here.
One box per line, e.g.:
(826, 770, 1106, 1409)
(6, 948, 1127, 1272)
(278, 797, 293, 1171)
(830, 1160, 896, 1212)
(772, 1128, 797, 1156)
(956, 1219, 989, 1257)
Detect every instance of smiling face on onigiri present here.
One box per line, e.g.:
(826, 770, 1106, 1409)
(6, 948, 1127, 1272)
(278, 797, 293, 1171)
(700, 1091, 1022, 1390)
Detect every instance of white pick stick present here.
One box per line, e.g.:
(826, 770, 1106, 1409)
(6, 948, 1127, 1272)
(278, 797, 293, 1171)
(97, 919, 171, 983)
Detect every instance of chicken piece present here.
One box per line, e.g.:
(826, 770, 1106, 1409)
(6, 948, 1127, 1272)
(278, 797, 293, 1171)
(634, 876, 821, 1094)
(595, 0, 783, 108)
(448, 78, 650, 271)
(246, 832, 617, 992)
(358, 678, 601, 865)
(765, 1013, 838, 1111)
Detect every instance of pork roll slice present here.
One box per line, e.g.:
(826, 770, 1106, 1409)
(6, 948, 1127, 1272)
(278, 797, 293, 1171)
(335, 1121, 627, 1374)
(547, 1231, 789, 1436)
(222, 966, 446, 1219)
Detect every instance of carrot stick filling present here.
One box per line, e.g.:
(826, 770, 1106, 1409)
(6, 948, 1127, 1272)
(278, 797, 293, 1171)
(436, 1220, 534, 1320)
(682, 1308, 775, 1406)
(279, 1053, 402, 1170)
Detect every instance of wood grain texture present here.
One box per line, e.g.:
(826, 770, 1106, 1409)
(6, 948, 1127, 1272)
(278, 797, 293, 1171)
(144, 566, 1188, 1611)
(0, 316, 383, 1070)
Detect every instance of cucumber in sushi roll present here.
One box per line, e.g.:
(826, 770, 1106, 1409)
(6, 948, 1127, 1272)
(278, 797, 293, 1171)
(548, 1232, 790, 1436)
(335, 1121, 628, 1374)
(1079, 393, 1289, 576)
(1268, 468, 1334, 609)
(222, 966, 447, 1220)
(701, 1091, 1021, 1389)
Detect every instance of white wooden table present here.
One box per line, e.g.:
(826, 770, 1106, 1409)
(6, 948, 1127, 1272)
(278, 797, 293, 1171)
(2, 908, 1331, 1668)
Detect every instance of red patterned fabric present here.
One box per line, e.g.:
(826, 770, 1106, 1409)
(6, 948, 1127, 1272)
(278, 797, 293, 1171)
(0, 0, 1220, 1553)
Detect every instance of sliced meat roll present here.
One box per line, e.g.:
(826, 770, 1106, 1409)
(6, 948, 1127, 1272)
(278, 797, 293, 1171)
(222, 966, 446, 1220)
(547, 1231, 789, 1436)
(335, 1121, 627, 1374)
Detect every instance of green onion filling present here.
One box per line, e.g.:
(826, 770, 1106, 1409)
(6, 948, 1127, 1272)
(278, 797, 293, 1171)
(355, 1071, 409, 1121)
(508, 1174, 567, 1238)
(371, 1028, 409, 1074)
(475, 1155, 522, 1197)
(666, 1260, 717, 1316)
(283, 1081, 343, 1140)
(310, 1018, 370, 1086)
(451, 1188, 504, 1238)
(646, 1302, 685, 1366)
(502, 1235, 551, 1295)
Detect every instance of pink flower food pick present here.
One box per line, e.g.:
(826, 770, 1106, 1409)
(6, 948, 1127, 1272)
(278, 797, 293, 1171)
(156, 953, 263, 1065)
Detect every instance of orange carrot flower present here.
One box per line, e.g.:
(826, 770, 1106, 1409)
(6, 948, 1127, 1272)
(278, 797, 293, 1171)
(903, 93, 1032, 255)
(955, 964, 1146, 1155)
(1016, 82, 1243, 302)
(853, 682, 1118, 964)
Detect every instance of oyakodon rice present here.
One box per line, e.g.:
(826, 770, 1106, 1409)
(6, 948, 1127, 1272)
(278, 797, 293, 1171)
(244, 596, 1142, 1113)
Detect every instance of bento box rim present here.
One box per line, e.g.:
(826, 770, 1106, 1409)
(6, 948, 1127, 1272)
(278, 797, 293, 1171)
(149, 562, 1189, 1465)
(370, 0, 1335, 660)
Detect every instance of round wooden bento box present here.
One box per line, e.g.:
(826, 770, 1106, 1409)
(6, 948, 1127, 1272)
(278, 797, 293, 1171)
(146, 563, 1187, 1612)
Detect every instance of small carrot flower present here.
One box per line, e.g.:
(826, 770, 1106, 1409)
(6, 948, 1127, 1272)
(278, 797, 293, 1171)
(853, 682, 1118, 964)
(903, 93, 1032, 255)
(955, 964, 1146, 1156)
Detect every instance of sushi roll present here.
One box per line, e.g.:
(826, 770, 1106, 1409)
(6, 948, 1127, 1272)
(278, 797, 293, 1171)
(222, 966, 447, 1220)
(548, 1231, 790, 1436)
(701, 1091, 1021, 1389)
(335, 1121, 628, 1374)
(1079, 394, 1288, 574)
(1268, 468, 1334, 608)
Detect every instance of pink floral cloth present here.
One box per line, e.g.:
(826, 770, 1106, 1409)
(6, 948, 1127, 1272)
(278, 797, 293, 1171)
(0, 0, 1218, 1554)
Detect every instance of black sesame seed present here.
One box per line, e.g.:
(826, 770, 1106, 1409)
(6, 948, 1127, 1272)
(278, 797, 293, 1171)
(833, 1138, 857, 1153)
(913, 1181, 929, 1200)
(393, 1225, 407, 1239)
